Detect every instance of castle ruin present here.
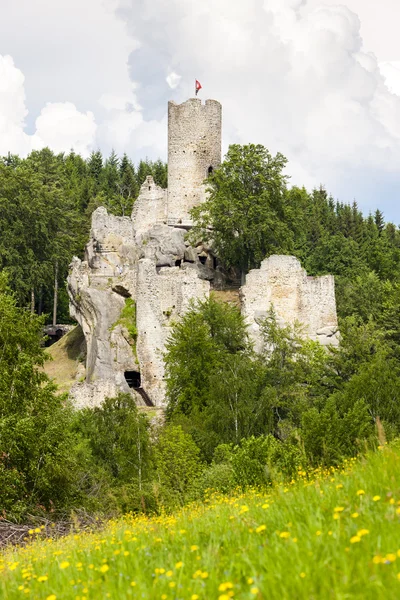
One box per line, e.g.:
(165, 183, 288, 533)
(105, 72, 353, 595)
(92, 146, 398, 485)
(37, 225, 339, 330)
(68, 97, 338, 409)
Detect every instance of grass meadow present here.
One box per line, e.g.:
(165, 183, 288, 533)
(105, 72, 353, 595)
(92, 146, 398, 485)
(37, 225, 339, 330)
(2, 443, 400, 599)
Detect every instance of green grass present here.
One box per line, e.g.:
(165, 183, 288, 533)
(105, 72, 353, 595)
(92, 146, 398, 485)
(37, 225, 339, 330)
(2, 444, 400, 599)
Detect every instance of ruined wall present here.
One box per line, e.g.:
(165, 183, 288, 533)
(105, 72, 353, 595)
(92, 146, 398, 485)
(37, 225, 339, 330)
(241, 255, 339, 351)
(136, 259, 210, 406)
(167, 98, 222, 226)
(131, 176, 168, 236)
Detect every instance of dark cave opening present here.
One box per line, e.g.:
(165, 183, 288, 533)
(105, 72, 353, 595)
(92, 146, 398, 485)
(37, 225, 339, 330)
(124, 370, 141, 389)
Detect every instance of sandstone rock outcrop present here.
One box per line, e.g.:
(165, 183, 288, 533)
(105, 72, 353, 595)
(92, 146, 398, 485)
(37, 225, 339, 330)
(68, 206, 211, 407)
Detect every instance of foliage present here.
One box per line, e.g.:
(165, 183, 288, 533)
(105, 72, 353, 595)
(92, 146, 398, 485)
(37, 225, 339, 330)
(191, 144, 292, 274)
(0, 275, 83, 520)
(154, 425, 204, 508)
(0, 149, 167, 320)
(72, 393, 154, 513)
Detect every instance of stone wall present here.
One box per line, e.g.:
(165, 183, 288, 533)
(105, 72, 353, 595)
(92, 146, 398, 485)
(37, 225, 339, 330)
(167, 98, 222, 227)
(241, 255, 339, 351)
(131, 176, 168, 236)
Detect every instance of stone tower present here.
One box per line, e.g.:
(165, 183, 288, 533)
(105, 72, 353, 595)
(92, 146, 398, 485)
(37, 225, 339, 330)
(167, 98, 222, 227)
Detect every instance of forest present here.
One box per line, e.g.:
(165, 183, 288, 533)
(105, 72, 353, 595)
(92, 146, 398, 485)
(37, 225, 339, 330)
(0, 149, 167, 322)
(1, 144, 400, 522)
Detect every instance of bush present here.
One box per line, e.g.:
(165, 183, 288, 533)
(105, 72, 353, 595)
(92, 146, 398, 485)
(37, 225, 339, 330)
(154, 425, 204, 509)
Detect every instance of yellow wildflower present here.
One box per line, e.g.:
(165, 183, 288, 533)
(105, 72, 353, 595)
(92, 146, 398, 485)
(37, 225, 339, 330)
(373, 556, 382, 564)
(201, 571, 209, 578)
(334, 507, 344, 513)
(130, 582, 136, 587)
(351, 513, 359, 518)
(175, 561, 183, 569)
(373, 495, 381, 502)
(300, 572, 306, 578)
(316, 531, 322, 536)
(166, 570, 173, 577)
(357, 490, 365, 496)
(190, 545, 199, 551)
(99, 564, 109, 573)
(191, 596, 199, 600)
(169, 581, 176, 588)
(357, 529, 369, 537)
(59, 561, 70, 569)
(37, 576, 48, 583)
(350, 535, 361, 543)
(279, 531, 290, 538)
(247, 578, 254, 584)
(219, 582, 234, 591)
(251, 587, 259, 595)
(386, 554, 396, 562)
(255, 525, 266, 533)
(47, 596, 57, 600)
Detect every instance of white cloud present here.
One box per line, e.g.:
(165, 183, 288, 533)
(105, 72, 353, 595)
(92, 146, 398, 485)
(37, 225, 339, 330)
(121, 0, 400, 216)
(166, 71, 182, 89)
(1, 0, 400, 217)
(379, 61, 400, 97)
(0, 55, 97, 157)
(0, 55, 30, 155)
(33, 103, 97, 157)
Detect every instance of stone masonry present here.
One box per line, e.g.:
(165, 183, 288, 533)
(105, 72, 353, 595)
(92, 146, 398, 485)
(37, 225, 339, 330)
(240, 255, 339, 352)
(167, 98, 222, 227)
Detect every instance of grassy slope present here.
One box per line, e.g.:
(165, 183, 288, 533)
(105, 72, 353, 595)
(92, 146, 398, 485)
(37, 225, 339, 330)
(2, 444, 400, 599)
(42, 326, 85, 394)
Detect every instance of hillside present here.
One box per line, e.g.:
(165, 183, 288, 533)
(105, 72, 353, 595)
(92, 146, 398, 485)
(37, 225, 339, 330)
(43, 326, 85, 394)
(2, 444, 400, 599)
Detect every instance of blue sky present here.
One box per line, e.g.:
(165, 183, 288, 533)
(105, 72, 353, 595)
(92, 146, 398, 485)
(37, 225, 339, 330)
(1, 0, 400, 222)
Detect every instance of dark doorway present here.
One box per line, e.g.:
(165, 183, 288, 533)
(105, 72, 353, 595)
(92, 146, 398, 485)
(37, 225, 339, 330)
(175, 259, 182, 267)
(124, 371, 141, 389)
(207, 166, 213, 177)
(199, 255, 207, 265)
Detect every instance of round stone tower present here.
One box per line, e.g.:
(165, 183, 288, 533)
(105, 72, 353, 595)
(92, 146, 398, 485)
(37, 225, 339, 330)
(167, 98, 222, 227)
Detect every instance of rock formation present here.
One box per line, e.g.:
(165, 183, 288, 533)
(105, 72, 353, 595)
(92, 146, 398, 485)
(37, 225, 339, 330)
(68, 97, 339, 409)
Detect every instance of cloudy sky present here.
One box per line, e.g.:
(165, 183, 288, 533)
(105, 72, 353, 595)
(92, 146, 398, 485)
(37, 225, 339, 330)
(1, 0, 400, 220)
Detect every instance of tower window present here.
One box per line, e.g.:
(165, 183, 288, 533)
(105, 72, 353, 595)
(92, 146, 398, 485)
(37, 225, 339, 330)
(207, 166, 214, 177)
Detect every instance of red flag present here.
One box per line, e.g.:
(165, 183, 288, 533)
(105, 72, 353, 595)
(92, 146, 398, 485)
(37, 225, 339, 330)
(195, 79, 202, 95)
